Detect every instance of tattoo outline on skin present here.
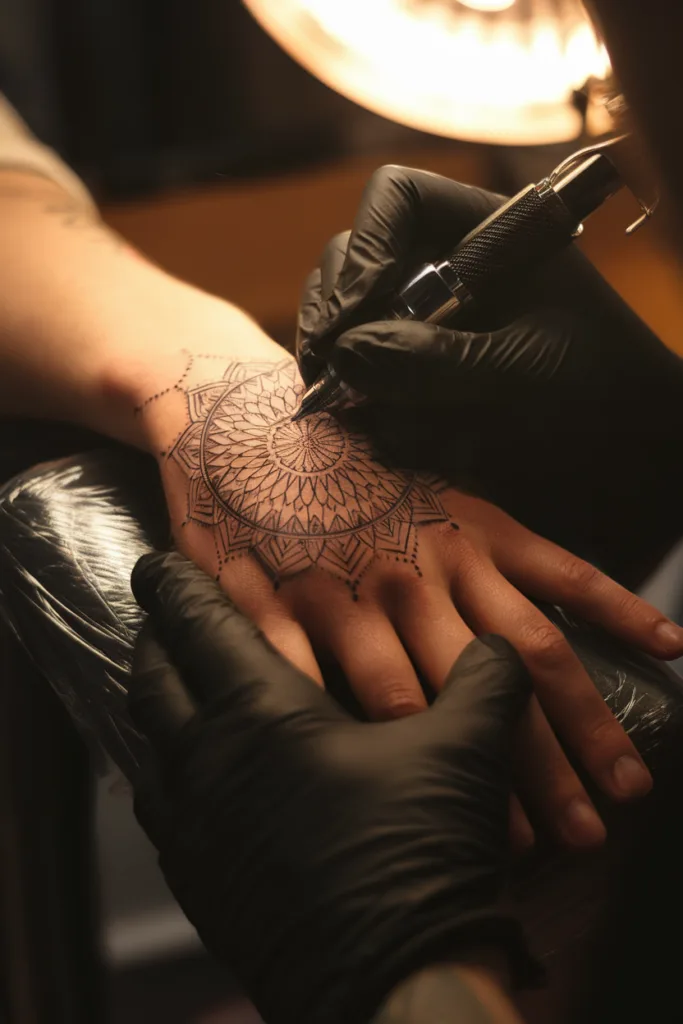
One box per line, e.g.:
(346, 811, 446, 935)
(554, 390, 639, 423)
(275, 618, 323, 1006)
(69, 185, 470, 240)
(149, 356, 455, 598)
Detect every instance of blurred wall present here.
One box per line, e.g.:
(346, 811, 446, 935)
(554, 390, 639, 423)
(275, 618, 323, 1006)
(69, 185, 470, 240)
(3, 0, 681, 348)
(1, 0, 451, 199)
(103, 146, 493, 343)
(103, 148, 683, 357)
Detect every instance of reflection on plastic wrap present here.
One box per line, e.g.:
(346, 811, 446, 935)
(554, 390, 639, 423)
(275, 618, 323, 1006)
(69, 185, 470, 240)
(541, 603, 683, 770)
(0, 448, 682, 786)
(0, 449, 168, 782)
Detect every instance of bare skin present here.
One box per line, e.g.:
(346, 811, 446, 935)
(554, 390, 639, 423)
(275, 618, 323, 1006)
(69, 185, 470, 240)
(373, 962, 524, 1024)
(154, 356, 453, 596)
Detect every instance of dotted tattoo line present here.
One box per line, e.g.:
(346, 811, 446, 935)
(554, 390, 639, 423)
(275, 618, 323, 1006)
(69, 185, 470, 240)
(153, 359, 454, 600)
(134, 351, 230, 414)
(134, 351, 193, 413)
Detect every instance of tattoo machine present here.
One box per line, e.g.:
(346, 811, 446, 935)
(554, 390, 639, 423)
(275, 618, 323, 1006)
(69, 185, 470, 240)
(293, 135, 658, 421)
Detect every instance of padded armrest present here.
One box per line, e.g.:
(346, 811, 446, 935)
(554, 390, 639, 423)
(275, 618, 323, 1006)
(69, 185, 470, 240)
(0, 448, 168, 781)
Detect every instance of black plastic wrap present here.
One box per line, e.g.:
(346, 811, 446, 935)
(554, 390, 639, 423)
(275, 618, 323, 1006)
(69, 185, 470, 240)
(1, 447, 682, 785)
(540, 602, 683, 770)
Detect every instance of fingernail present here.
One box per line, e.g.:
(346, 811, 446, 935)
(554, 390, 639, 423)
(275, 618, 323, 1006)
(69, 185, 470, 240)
(613, 755, 652, 798)
(654, 620, 683, 655)
(561, 799, 606, 847)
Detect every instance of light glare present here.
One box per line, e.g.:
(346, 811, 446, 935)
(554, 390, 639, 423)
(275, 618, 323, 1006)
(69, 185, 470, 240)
(243, 0, 611, 144)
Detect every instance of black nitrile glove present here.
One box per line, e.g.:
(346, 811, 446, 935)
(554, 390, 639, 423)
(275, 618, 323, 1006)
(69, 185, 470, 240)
(129, 551, 537, 1024)
(297, 165, 683, 428)
(297, 166, 683, 584)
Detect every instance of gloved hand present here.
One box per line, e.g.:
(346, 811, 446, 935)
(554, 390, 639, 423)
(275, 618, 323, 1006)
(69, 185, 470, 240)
(297, 165, 683, 424)
(129, 551, 538, 1024)
(297, 166, 683, 584)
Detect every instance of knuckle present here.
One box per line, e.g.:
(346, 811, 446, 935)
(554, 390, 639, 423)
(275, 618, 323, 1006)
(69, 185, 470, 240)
(371, 683, 425, 720)
(435, 519, 472, 551)
(519, 623, 570, 671)
(379, 560, 431, 598)
(392, 571, 434, 601)
(444, 530, 486, 577)
(558, 557, 603, 594)
(557, 558, 647, 624)
(582, 711, 623, 750)
(373, 163, 405, 181)
(612, 588, 648, 622)
(380, 563, 421, 595)
(367, 165, 400, 194)
(367, 165, 416, 204)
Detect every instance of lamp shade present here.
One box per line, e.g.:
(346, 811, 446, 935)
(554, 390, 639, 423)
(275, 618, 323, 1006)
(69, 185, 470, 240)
(243, 0, 611, 145)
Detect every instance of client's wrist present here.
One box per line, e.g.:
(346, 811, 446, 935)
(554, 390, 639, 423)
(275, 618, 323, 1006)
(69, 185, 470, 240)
(93, 281, 282, 452)
(373, 958, 523, 1024)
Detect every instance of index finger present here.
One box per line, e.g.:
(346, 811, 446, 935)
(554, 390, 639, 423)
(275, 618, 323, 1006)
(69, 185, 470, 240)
(315, 167, 504, 342)
(297, 231, 350, 381)
(450, 556, 653, 804)
(495, 530, 683, 661)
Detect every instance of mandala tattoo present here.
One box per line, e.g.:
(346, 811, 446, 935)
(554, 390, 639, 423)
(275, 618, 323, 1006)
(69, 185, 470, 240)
(166, 358, 453, 598)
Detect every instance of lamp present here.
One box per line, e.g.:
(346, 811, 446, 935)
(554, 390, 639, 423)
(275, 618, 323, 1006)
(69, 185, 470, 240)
(242, 0, 611, 145)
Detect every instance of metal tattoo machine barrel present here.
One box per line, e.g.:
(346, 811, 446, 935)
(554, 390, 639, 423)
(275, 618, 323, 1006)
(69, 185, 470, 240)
(293, 135, 658, 421)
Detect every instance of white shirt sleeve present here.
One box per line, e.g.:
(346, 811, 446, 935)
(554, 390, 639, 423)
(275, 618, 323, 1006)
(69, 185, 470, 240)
(0, 93, 96, 213)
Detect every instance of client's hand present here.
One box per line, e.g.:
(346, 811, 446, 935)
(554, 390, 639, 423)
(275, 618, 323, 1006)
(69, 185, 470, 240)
(137, 341, 679, 849)
(129, 551, 538, 1024)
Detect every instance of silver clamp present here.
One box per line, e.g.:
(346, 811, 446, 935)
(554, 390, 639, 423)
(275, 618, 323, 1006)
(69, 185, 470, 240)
(549, 135, 659, 236)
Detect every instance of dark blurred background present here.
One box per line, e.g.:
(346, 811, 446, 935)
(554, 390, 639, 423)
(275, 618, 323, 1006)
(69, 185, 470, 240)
(3, 0, 682, 351)
(1, 0, 456, 198)
(2, 3, 683, 1023)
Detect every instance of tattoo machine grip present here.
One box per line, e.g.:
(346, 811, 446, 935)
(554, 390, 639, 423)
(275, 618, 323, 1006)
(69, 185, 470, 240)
(294, 146, 625, 419)
(388, 150, 622, 324)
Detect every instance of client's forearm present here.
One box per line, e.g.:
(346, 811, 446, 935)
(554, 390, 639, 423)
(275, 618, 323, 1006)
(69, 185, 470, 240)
(373, 962, 525, 1024)
(0, 170, 278, 450)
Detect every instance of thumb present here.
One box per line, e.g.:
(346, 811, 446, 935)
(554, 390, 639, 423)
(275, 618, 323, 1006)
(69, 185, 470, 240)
(297, 232, 351, 346)
(430, 636, 531, 754)
(297, 231, 351, 383)
(131, 552, 345, 724)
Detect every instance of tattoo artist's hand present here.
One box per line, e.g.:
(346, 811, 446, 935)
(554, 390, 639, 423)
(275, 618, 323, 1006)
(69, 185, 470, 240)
(297, 168, 683, 586)
(297, 166, 683, 424)
(129, 551, 538, 1024)
(290, 169, 683, 848)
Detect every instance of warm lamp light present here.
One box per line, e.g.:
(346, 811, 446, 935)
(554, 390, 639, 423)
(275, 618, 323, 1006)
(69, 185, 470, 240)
(242, 0, 611, 145)
(456, 0, 516, 11)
